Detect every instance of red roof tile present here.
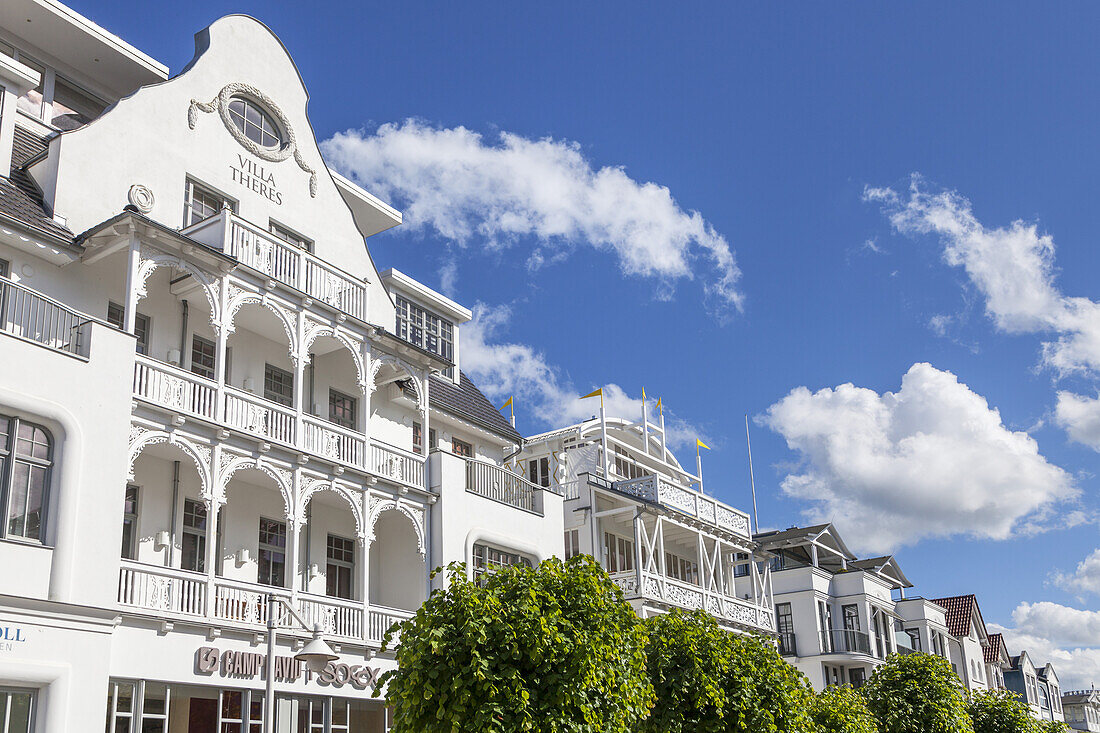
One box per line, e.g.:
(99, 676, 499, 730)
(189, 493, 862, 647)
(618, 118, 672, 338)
(932, 594, 978, 637)
(985, 633, 1007, 665)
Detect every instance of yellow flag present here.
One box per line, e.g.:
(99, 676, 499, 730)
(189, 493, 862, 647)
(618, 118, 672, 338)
(656, 397, 662, 409)
(581, 388, 603, 399)
(642, 387, 647, 401)
(696, 439, 711, 450)
(499, 396, 513, 410)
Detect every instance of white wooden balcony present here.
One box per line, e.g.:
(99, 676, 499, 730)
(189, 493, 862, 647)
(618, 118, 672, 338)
(117, 561, 413, 645)
(465, 459, 545, 515)
(610, 569, 775, 633)
(614, 475, 752, 539)
(184, 210, 367, 321)
(132, 356, 425, 489)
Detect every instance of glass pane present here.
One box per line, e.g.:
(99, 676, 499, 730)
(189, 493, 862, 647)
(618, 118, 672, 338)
(331, 700, 348, 725)
(222, 690, 242, 719)
(115, 683, 135, 713)
(143, 682, 168, 715)
(140, 722, 164, 733)
(8, 462, 28, 537)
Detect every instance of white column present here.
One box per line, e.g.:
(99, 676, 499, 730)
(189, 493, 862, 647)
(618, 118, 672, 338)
(122, 231, 141, 333)
(204, 451, 221, 621)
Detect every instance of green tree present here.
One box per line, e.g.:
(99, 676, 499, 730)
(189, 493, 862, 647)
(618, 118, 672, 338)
(967, 689, 1038, 733)
(1032, 722, 1070, 733)
(810, 685, 878, 733)
(863, 653, 973, 733)
(640, 609, 814, 732)
(377, 555, 654, 733)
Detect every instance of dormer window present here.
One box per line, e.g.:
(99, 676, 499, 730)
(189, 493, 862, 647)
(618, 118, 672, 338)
(395, 295, 454, 377)
(228, 96, 282, 149)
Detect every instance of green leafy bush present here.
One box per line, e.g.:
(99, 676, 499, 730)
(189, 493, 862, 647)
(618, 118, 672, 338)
(377, 555, 653, 733)
(863, 653, 973, 733)
(811, 684, 878, 733)
(968, 689, 1038, 733)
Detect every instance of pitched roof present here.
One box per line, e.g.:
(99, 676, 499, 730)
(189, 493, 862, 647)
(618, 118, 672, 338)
(753, 523, 832, 543)
(985, 633, 1008, 665)
(428, 372, 521, 443)
(0, 127, 73, 243)
(931, 594, 982, 638)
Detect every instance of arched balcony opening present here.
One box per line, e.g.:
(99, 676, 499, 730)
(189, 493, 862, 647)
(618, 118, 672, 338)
(370, 359, 422, 457)
(369, 509, 425, 613)
(218, 466, 291, 589)
(223, 302, 297, 443)
(124, 440, 208, 569)
(299, 487, 361, 601)
(301, 333, 366, 465)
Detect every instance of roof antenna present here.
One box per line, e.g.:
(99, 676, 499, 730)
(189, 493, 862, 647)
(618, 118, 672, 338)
(745, 414, 760, 535)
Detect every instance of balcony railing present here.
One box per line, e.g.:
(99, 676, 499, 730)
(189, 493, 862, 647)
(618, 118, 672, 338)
(132, 358, 426, 489)
(778, 632, 798, 657)
(820, 628, 873, 656)
(184, 211, 367, 321)
(466, 459, 544, 515)
(117, 561, 414, 645)
(614, 475, 752, 539)
(0, 277, 93, 358)
(610, 570, 775, 633)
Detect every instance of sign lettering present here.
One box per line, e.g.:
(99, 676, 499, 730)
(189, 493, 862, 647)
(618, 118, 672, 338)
(230, 154, 283, 205)
(195, 646, 382, 690)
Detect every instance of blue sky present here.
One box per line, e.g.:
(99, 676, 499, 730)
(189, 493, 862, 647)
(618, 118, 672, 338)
(81, 1, 1100, 682)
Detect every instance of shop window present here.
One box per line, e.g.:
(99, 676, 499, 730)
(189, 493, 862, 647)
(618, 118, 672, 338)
(120, 485, 139, 560)
(528, 457, 550, 488)
(182, 499, 207, 573)
(451, 438, 472, 458)
(191, 336, 216, 380)
(0, 689, 34, 733)
(258, 518, 287, 587)
(264, 364, 294, 407)
(107, 302, 150, 355)
(0, 414, 52, 542)
(105, 680, 134, 733)
(326, 534, 355, 600)
(220, 689, 263, 732)
(328, 389, 356, 430)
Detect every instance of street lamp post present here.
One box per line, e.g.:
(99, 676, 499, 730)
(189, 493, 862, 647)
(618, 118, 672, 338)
(263, 592, 339, 732)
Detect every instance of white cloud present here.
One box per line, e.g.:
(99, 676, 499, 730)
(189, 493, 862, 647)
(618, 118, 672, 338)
(1053, 548, 1100, 598)
(461, 302, 703, 449)
(865, 176, 1100, 377)
(991, 601, 1100, 690)
(321, 120, 743, 314)
(761, 362, 1075, 554)
(1055, 391, 1100, 451)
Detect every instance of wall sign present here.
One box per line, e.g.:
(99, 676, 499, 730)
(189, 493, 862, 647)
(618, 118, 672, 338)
(230, 154, 283, 205)
(195, 646, 382, 691)
(0, 626, 28, 653)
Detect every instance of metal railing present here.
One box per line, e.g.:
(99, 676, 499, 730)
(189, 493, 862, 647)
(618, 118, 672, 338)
(466, 459, 543, 514)
(0, 278, 92, 358)
(821, 628, 873, 656)
(778, 632, 798, 657)
(184, 211, 367, 321)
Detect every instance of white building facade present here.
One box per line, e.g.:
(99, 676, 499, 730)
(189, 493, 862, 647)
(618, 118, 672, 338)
(0, 3, 563, 731)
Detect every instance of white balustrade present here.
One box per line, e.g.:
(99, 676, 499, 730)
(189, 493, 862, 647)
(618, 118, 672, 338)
(367, 605, 414, 646)
(117, 561, 206, 617)
(133, 356, 218, 419)
(465, 459, 543, 514)
(629, 570, 773, 632)
(369, 440, 425, 489)
(297, 593, 364, 640)
(612, 475, 752, 539)
(303, 416, 366, 468)
(0, 278, 92, 358)
(224, 387, 296, 444)
(212, 580, 292, 627)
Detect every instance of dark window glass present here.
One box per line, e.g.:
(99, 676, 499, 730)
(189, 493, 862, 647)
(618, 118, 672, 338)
(182, 499, 207, 573)
(326, 534, 354, 600)
(184, 179, 235, 228)
(257, 518, 286, 586)
(228, 97, 282, 148)
(328, 390, 356, 430)
(0, 417, 52, 542)
(269, 222, 312, 252)
(264, 364, 293, 407)
(528, 457, 550, 487)
(0, 259, 9, 278)
(471, 543, 530, 581)
(121, 485, 139, 560)
(451, 438, 472, 458)
(412, 422, 423, 455)
(394, 295, 454, 377)
(107, 303, 149, 355)
(191, 336, 216, 380)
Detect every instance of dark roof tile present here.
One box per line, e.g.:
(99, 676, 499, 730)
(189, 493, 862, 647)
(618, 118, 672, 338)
(429, 371, 521, 443)
(1, 127, 73, 242)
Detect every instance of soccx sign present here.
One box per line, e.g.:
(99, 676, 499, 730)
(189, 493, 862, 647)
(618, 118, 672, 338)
(196, 646, 382, 691)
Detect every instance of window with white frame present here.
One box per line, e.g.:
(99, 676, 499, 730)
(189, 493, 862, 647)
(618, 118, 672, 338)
(612, 445, 647, 480)
(107, 302, 150, 356)
(228, 96, 283, 149)
(257, 518, 287, 587)
(564, 529, 580, 559)
(264, 364, 294, 407)
(219, 688, 263, 732)
(326, 533, 354, 600)
(603, 531, 635, 573)
(528, 457, 550, 488)
(0, 688, 34, 733)
(0, 259, 9, 278)
(328, 389, 356, 430)
(471, 543, 531, 580)
(184, 178, 236, 228)
(451, 438, 472, 458)
(181, 498, 207, 573)
(394, 295, 454, 377)
(269, 221, 313, 252)
(412, 422, 436, 455)
(0, 414, 52, 542)
(664, 550, 699, 584)
(105, 680, 135, 733)
(190, 335, 216, 380)
(120, 484, 139, 560)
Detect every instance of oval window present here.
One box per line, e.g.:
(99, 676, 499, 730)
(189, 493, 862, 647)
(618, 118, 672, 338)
(227, 96, 282, 149)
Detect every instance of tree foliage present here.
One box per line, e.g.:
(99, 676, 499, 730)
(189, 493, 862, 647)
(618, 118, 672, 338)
(640, 609, 814, 733)
(1032, 722, 1070, 733)
(810, 684, 878, 733)
(863, 652, 973, 733)
(968, 690, 1039, 733)
(377, 555, 654, 733)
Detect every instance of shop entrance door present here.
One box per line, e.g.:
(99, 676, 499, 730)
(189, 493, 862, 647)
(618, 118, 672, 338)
(188, 698, 217, 732)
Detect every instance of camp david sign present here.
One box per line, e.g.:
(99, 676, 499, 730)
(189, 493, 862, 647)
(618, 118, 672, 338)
(195, 646, 382, 690)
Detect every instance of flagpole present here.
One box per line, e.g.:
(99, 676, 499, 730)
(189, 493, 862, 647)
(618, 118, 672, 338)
(696, 442, 703, 493)
(658, 399, 668, 462)
(641, 388, 650, 457)
(745, 414, 759, 536)
(510, 400, 515, 427)
(600, 391, 610, 478)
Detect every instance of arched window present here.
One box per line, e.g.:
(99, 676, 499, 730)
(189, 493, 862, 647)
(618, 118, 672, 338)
(227, 96, 282, 149)
(0, 414, 53, 541)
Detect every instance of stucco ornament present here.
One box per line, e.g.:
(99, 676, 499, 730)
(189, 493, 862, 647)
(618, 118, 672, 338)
(188, 82, 317, 197)
(127, 184, 155, 213)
